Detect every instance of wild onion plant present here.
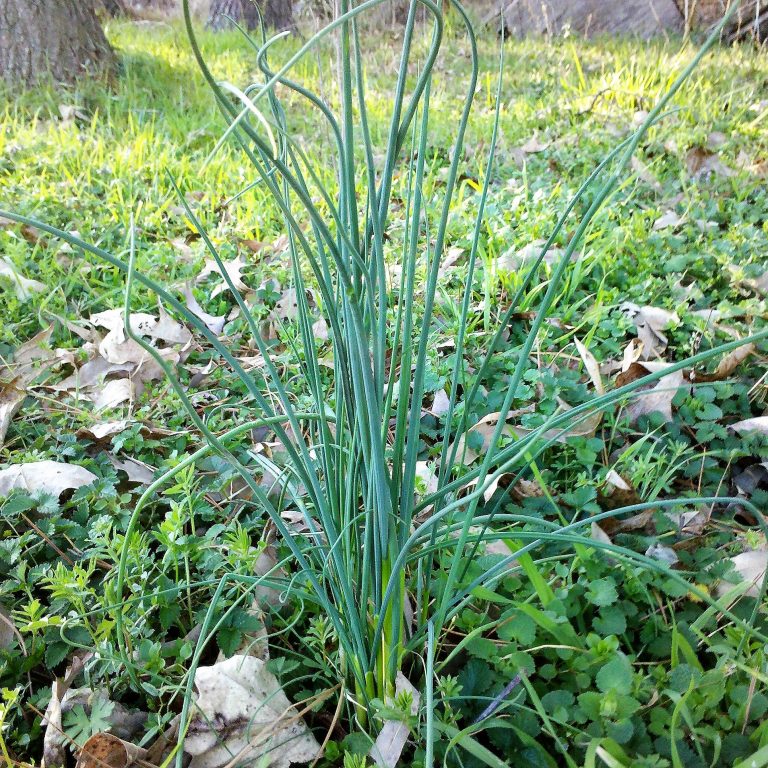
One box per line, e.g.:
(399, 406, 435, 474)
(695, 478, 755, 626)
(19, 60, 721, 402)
(2, 0, 767, 764)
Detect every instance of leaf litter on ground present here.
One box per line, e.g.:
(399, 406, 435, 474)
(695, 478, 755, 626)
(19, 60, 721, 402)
(0, 256, 45, 300)
(0, 460, 97, 498)
(185, 654, 321, 768)
(619, 303, 679, 359)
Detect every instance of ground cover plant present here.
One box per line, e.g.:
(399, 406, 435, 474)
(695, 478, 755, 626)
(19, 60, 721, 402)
(1, 4, 768, 767)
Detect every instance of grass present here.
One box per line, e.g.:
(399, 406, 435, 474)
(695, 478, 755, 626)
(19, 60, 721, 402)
(1, 9, 768, 768)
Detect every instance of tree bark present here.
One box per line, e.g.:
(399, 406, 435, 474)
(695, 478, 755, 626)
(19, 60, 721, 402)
(124, 0, 176, 13)
(0, 0, 115, 86)
(99, 0, 127, 16)
(95, 0, 125, 17)
(495, 0, 684, 38)
(676, 0, 767, 41)
(208, 0, 294, 32)
(263, 0, 294, 30)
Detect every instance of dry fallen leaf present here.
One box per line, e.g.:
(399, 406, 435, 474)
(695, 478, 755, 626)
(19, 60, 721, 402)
(621, 339, 644, 372)
(733, 462, 768, 498)
(543, 399, 603, 440)
(695, 219, 719, 234)
(481, 472, 525, 503)
(453, 400, 599, 464)
(0, 257, 45, 300)
(630, 156, 663, 191)
(196, 254, 250, 299)
(694, 342, 755, 382)
(511, 477, 543, 501)
(652, 210, 684, 231)
(626, 368, 687, 423)
(615, 361, 654, 388)
(730, 416, 768, 436)
(736, 150, 768, 178)
(76, 733, 146, 768)
(451, 412, 516, 463)
(42, 679, 68, 768)
(620, 303, 679, 359)
(0, 603, 15, 650)
(170, 236, 196, 260)
(90, 309, 185, 382)
(58, 104, 88, 124)
(185, 654, 320, 768)
(45, 307, 191, 413)
(40, 658, 97, 768)
(600, 469, 641, 509)
(274, 287, 301, 321)
(605, 469, 631, 492)
(251, 544, 286, 615)
(519, 133, 549, 154)
(0, 461, 97, 498)
(93, 379, 134, 413)
(76, 420, 130, 441)
(706, 131, 727, 150)
(153, 302, 194, 347)
(575, 338, 604, 395)
(188, 359, 218, 388)
(0, 378, 25, 448)
(686, 146, 734, 179)
(89, 309, 156, 338)
(240, 238, 266, 254)
(721, 256, 767, 298)
(591, 522, 613, 548)
(312, 317, 329, 341)
(183, 283, 226, 335)
(442, 245, 464, 270)
(43, 683, 146, 768)
(108, 455, 155, 485)
(414, 461, 439, 499)
(600, 509, 655, 536)
(97, 331, 151, 368)
(238, 354, 267, 371)
(430, 388, 450, 417)
(54, 357, 132, 394)
(369, 673, 419, 768)
(14, 324, 55, 368)
(665, 506, 710, 537)
(716, 550, 768, 600)
(497, 240, 566, 273)
(633, 110, 650, 126)
(645, 542, 679, 566)
(77, 420, 174, 443)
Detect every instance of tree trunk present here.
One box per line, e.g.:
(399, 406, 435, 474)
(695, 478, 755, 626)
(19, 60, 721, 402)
(208, 0, 294, 32)
(677, 0, 767, 41)
(263, 0, 294, 30)
(100, 0, 129, 15)
(100, 0, 126, 15)
(496, 0, 684, 38)
(124, 0, 176, 13)
(0, 0, 115, 86)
